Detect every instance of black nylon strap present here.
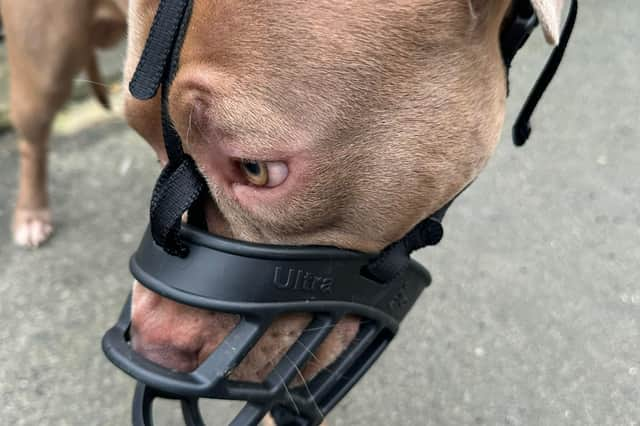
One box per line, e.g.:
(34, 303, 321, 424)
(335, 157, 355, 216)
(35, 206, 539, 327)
(512, 0, 578, 146)
(160, 103, 186, 164)
(129, 0, 190, 100)
(150, 157, 205, 257)
(159, 0, 194, 163)
(129, 0, 206, 256)
(500, 0, 538, 71)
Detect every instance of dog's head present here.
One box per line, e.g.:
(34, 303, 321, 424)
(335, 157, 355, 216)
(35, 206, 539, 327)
(121, 0, 566, 393)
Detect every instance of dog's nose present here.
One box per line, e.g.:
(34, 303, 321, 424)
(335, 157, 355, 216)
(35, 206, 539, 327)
(130, 332, 200, 373)
(129, 281, 239, 372)
(129, 281, 360, 382)
(129, 294, 201, 372)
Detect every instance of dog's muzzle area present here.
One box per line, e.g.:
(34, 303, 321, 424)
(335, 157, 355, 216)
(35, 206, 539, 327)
(102, 224, 431, 426)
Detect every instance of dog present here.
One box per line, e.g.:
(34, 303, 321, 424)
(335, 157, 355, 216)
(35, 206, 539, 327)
(1, 0, 127, 247)
(121, 0, 567, 420)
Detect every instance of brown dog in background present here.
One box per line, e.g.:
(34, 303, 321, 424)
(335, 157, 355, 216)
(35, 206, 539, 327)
(1, 0, 127, 247)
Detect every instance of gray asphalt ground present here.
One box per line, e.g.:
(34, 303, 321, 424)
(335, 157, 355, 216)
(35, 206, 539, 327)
(1, 2, 638, 425)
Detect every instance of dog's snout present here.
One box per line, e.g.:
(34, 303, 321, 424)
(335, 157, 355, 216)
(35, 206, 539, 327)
(130, 336, 200, 373)
(130, 282, 360, 382)
(130, 282, 239, 372)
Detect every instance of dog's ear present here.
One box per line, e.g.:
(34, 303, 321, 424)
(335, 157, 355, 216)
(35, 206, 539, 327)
(530, 0, 565, 45)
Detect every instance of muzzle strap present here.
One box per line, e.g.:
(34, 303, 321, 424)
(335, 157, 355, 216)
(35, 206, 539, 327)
(150, 157, 205, 257)
(501, 0, 538, 72)
(129, 0, 191, 101)
(129, 0, 207, 256)
(512, 0, 578, 146)
(501, 0, 579, 146)
(365, 195, 457, 283)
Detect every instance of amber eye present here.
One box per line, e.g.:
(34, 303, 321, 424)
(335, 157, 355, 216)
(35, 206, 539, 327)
(239, 160, 269, 186)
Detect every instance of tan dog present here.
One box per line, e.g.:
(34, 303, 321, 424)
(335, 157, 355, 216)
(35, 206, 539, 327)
(1, 0, 127, 247)
(123, 0, 566, 415)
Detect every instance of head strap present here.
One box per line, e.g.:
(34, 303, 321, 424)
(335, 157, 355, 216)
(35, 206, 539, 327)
(502, 0, 578, 146)
(129, 0, 191, 101)
(129, 0, 206, 257)
(511, 0, 578, 146)
(501, 0, 539, 70)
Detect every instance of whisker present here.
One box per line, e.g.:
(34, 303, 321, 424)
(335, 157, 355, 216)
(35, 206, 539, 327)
(283, 353, 324, 422)
(186, 104, 195, 146)
(191, 111, 207, 137)
(273, 369, 300, 416)
(292, 336, 366, 383)
(292, 338, 323, 365)
(74, 78, 112, 88)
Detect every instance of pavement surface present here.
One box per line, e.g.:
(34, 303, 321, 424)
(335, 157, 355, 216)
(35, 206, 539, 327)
(0, 2, 638, 425)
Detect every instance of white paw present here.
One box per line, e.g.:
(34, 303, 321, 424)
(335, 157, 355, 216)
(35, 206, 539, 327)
(12, 208, 54, 248)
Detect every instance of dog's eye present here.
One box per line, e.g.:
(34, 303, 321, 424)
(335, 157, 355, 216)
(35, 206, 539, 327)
(240, 160, 268, 186)
(239, 160, 288, 187)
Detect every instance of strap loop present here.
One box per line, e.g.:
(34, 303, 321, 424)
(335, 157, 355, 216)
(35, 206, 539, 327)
(150, 156, 206, 257)
(131, 0, 203, 256)
(365, 211, 445, 284)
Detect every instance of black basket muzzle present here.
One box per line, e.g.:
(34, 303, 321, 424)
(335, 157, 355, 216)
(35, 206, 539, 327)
(102, 224, 431, 426)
